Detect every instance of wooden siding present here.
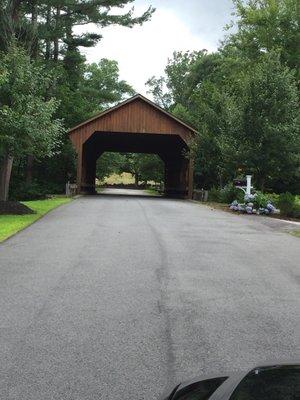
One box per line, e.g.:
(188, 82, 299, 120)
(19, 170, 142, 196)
(69, 97, 194, 150)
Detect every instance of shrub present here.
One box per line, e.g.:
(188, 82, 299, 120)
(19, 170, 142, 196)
(265, 193, 280, 207)
(277, 192, 295, 216)
(219, 183, 244, 204)
(9, 180, 65, 201)
(253, 191, 269, 208)
(208, 186, 221, 202)
(290, 205, 300, 219)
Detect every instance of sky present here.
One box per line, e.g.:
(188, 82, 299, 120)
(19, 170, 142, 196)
(76, 0, 235, 96)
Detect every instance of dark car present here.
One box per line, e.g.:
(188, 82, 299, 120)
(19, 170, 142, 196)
(161, 361, 300, 400)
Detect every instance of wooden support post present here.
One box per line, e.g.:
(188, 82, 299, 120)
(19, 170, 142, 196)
(76, 145, 83, 194)
(188, 158, 194, 199)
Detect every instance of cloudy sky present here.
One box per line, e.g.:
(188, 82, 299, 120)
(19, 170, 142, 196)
(76, 0, 235, 95)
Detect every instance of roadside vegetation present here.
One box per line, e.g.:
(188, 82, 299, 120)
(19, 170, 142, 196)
(0, 197, 72, 242)
(206, 185, 300, 219)
(147, 0, 299, 197)
(0, 0, 154, 202)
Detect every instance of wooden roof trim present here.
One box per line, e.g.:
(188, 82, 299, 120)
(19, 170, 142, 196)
(68, 93, 198, 135)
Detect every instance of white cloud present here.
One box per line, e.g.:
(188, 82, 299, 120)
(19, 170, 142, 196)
(75, 6, 217, 96)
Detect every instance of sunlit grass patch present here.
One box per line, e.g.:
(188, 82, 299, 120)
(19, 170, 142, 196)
(0, 197, 72, 242)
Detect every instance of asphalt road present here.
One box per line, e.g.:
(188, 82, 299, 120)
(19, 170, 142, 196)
(0, 191, 299, 400)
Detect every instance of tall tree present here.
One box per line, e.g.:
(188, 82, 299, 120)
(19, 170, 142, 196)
(224, 0, 300, 79)
(233, 53, 299, 190)
(146, 0, 300, 193)
(0, 45, 63, 200)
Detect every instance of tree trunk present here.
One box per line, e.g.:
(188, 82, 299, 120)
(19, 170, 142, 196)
(45, 5, 51, 60)
(53, 7, 60, 61)
(135, 173, 139, 188)
(26, 155, 34, 185)
(11, 0, 22, 22)
(30, 0, 38, 58)
(0, 154, 14, 201)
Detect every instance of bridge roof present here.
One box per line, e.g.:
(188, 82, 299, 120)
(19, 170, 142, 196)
(68, 93, 198, 136)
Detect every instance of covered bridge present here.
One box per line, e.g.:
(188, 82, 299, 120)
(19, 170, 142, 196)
(69, 94, 196, 198)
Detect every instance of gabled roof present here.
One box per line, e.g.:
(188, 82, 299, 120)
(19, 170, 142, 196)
(68, 93, 198, 134)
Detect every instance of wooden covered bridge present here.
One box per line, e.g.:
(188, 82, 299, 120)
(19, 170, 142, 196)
(69, 94, 196, 198)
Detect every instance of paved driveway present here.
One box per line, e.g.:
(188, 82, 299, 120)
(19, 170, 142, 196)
(0, 191, 299, 399)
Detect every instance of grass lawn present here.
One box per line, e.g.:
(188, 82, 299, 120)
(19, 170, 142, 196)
(103, 172, 135, 185)
(145, 188, 160, 196)
(291, 230, 300, 238)
(0, 197, 72, 242)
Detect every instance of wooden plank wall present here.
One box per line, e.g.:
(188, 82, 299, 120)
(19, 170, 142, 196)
(69, 98, 193, 151)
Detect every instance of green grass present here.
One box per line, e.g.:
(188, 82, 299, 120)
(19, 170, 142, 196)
(0, 197, 72, 242)
(145, 188, 160, 195)
(291, 230, 300, 238)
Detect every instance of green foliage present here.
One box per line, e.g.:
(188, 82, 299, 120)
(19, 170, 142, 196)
(0, 45, 64, 200)
(9, 181, 47, 201)
(0, 45, 63, 158)
(208, 187, 221, 202)
(219, 184, 244, 204)
(9, 179, 65, 201)
(147, 0, 300, 194)
(96, 152, 164, 185)
(227, 0, 300, 79)
(84, 60, 135, 109)
(290, 205, 300, 219)
(137, 154, 164, 183)
(278, 192, 296, 216)
(118, 153, 164, 185)
(265, 193, 280, 206)
(235, 53, 299, 190)
(96, 153, 126, 181)
(253, 191, 270, 208)
(0, 0, 154, 201)
(58, 59, 135, 127)
(208, 184, 244, 203)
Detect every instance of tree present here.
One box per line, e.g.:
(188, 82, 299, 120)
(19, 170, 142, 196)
(120, 154, 162, 186)
(0, 45, 63, 200)
(96, 153, 126, 181)
(136, 154, 164, 184)
(146, 0, 300, 193)
(233, 53, 299, 190)
(1, 1, 150, 198)
(55, 58, 134, 128)
(225, 0, 300, 79)
(146, 50, 208, 109)
(0, 0, 155, 58)
(96, 153, 164, 186)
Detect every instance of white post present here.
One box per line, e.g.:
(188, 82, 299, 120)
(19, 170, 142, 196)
(246, 175, 252, 195)
(66, 181, 70, 196)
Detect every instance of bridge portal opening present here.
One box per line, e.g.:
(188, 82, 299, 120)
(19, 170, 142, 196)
(96, 152, 164, 190)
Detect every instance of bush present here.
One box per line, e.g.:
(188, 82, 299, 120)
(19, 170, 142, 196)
(219, 183, 244, 204)
(265, 193, 280, 207)
(208, 184, 244, 203)
(9, 180, 65, 201)
(208, 186, 221, 202)
(277, 192, 295, 216)
(290, 205, 300, 219)
(253, 191, 269, 208)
